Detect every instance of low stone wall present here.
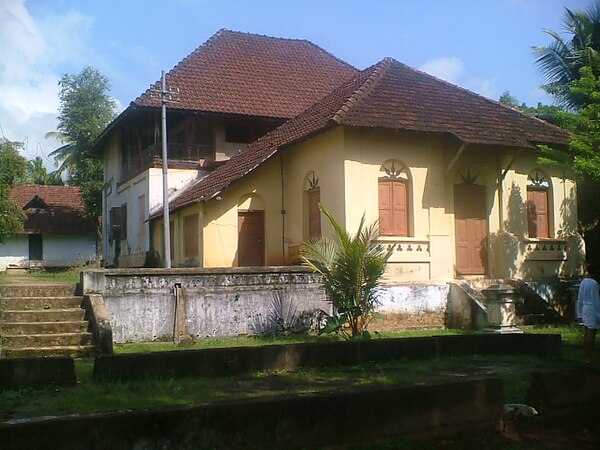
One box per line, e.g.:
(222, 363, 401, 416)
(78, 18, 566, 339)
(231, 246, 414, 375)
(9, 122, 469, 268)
(0, 357, 76, 388)
(377, 283, 448, 328)
(526, 367, 600, 413)
(0, 377, 502, 450)
(94, 334, 562, 382)
(81, 267, 330, 343)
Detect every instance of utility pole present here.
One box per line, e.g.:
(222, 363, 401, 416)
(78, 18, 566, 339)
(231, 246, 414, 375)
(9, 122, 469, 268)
(150, 71, 179, 268)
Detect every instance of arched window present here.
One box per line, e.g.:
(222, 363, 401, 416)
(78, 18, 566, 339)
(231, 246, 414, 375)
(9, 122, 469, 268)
(378, 160, 410, 237)
(526, 170, 551, 238)
(304, 171, 321, 239)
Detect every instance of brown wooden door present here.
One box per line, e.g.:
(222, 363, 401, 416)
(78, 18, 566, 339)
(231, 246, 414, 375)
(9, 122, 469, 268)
(454, 184, 488, 276)
(238, 211, 265, 266)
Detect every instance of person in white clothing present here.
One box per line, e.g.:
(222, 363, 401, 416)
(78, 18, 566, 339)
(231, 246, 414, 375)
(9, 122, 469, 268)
(577, 265, 600, 363)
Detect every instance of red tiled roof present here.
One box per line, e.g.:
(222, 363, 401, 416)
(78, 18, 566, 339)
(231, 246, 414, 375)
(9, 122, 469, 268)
(134, 29, 358, 119)
(9, 185, 95, 235)
(157, 58, 570, 217)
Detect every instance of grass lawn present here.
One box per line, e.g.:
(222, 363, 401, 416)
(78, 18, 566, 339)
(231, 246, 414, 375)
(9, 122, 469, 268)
(0, 267, 84, 285)
(0, 326, 589, 422)
(113, 328, 470, 354)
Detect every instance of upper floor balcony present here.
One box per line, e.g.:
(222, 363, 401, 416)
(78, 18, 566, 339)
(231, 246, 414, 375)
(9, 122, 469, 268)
(121, 143, 215, 181)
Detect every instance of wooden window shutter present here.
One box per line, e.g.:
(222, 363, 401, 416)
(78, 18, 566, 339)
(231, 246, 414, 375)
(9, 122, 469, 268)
(308, 189, 321, 239)
(378, 180, 408, 236)
(120, 204, 128, 240)
(527, 188, 549, 238)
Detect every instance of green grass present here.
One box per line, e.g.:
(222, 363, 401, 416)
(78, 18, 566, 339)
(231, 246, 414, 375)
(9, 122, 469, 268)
(1, 352, 567, 421)
(114, 329, 468, 354)
(0, 326, 590, 421)
(0, 267, 85, 285)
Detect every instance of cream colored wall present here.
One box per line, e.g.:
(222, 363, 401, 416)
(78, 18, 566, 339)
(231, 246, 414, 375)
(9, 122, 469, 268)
(496, 155, 584, 279)
(283, 128, 346, 247)
(157, 124, 583, 280)
(201, 153, 285, 267)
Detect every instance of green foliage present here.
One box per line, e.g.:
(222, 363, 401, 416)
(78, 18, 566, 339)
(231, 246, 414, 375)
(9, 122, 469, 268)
(533, 2, 600, 109)
(0, 139, 26, 243)
(537, 67, 600, 182)
(50, 66, 116, 226)
(25, 157, 63, 185)
(0, 138, 27, 185)
(301, 205, 392, 338)
(498, 91, 564, 124)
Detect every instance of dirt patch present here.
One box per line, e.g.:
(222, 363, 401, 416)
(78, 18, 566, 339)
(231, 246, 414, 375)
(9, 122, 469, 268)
(370, 312, 445, 331)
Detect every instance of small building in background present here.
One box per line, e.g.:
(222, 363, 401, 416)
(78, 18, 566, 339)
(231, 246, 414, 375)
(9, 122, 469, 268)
(0, 185, 97, 271)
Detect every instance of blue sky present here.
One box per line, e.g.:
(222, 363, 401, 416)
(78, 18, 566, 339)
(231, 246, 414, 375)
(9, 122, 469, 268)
(0, 0, 591, 169)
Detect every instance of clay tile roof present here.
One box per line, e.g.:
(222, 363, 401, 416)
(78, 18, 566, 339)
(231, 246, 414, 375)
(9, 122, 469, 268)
(155, 57, 571, 217)
(134, 29, 358, 119)
(336, 58, 570, 147)
(9, 185, 96, 235)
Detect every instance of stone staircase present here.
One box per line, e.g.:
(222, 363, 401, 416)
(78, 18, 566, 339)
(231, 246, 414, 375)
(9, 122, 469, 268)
(0, 284, 94, 358)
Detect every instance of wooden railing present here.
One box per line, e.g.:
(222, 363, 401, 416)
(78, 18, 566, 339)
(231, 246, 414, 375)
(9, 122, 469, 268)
(123, 143, 215, 179)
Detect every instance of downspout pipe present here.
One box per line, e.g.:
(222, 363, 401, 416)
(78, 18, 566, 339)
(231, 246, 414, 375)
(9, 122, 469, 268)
(280, 153, 286, 263)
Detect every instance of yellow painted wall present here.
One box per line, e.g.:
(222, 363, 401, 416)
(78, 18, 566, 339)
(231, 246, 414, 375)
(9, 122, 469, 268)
(201, 150, 286, 267)
(157, 125, 584, 280)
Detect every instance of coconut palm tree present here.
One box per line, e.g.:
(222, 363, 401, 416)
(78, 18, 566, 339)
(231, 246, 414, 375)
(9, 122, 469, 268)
(533, 2, 600, 109)
(44, 130, 75, 178)
(301, 205, 392, 338)
(25, 157, 63, 185)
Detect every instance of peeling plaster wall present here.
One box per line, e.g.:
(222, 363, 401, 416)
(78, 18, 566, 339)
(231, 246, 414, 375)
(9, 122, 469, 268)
(377, 283, 448, 314)
(82, 267, 330, 343)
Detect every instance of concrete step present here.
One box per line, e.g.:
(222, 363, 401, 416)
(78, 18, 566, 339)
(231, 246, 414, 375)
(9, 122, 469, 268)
(2, 332, 92, 348)
(0, 321, 89, 334)
(1, 345, 95, 358)
(0, 284, 78, 298)
(0, 309, 86, 323)
(0, 296, 83, 310)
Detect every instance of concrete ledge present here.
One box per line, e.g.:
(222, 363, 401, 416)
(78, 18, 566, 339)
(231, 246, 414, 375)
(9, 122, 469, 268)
(0, 377, 502, 450)
(94, 334, 561, 382)
(81, 294, 113, 354)
(0, 357, 76, 389)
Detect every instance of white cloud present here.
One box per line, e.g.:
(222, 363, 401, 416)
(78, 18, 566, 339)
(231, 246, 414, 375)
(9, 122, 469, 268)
(0, 0, 93, 169)
(420, 56, 498, 100)
(419, 56, 465, 84)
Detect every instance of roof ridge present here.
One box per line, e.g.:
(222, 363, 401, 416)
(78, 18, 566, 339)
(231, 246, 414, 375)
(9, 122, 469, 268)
(331, 57, 393, 124)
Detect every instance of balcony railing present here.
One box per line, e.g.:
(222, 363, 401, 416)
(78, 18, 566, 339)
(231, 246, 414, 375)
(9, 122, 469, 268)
(374, 237, 431, 263)
(522, 238, 567, 261)
(124, 143, 215, 178)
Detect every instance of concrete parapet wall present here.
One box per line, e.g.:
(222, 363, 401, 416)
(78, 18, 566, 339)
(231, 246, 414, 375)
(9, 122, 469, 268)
(82, 267, 330, 343)
(0, 378, 503, 450)
(93, 334, 562, 382)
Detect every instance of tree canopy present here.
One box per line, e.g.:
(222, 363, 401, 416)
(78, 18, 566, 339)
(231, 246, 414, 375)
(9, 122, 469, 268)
(0, 139, 26, 243)
(533, 1, 600, 109)
(49, 66, 116, 224)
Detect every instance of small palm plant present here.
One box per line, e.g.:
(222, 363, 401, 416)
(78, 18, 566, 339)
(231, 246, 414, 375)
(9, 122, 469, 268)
(301, 205, 392, 338)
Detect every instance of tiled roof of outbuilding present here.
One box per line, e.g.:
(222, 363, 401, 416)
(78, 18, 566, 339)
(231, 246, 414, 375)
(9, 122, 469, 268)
(134, 29, 358, 119)
(9, 185, 96, 235)
(158, 58, 570, 216)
